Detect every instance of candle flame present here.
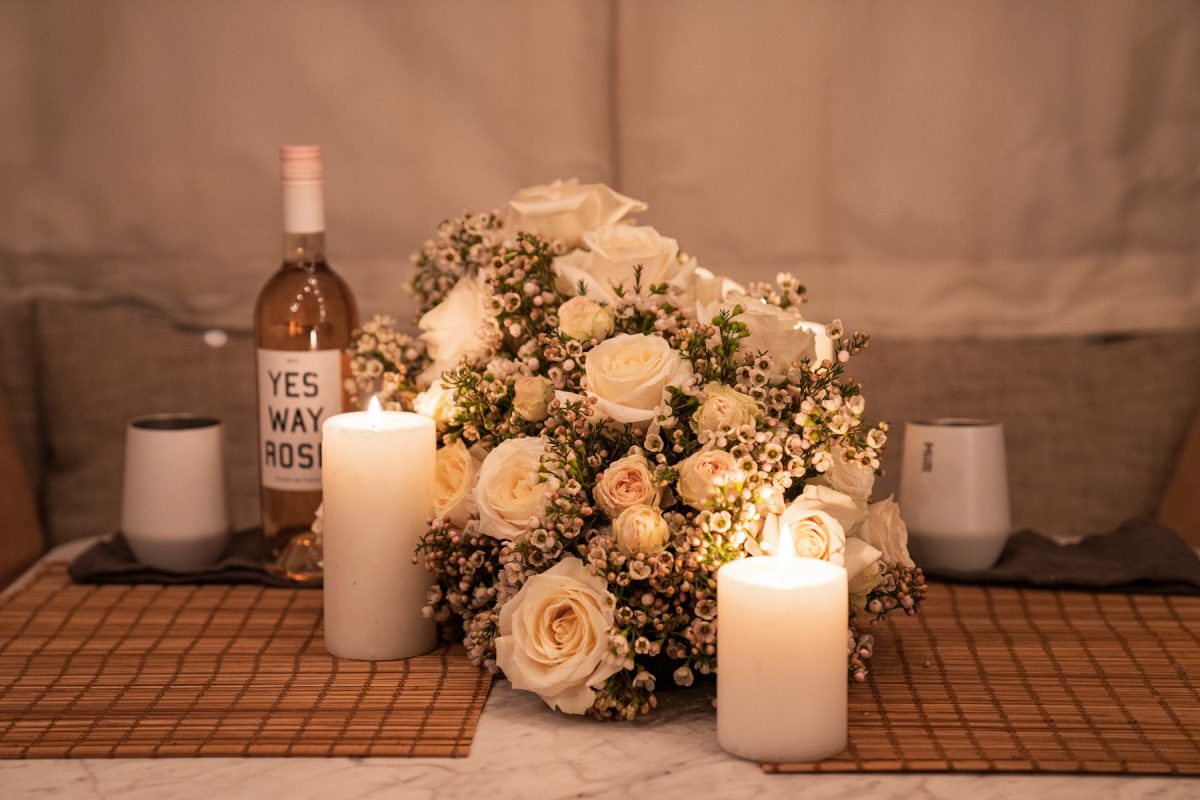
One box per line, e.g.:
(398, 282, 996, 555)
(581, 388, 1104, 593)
(367, 395, 383, 429)
(777, 522, 796, 561)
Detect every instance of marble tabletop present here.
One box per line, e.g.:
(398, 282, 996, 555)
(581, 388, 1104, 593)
(4, 541, 1198, 800)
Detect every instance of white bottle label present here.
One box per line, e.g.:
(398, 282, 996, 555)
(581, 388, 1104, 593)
(257, 348, 343, 491)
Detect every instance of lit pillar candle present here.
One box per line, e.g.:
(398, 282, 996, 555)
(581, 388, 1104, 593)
(322, 397, 437, 660)
(716, 526, 848, 762)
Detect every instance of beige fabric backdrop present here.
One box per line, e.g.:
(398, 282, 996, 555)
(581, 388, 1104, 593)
(3, 0, 1198, 338)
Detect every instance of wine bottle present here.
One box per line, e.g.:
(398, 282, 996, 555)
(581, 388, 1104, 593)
(254, 145, 358, 581)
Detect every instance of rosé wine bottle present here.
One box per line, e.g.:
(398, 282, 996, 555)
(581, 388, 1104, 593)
(254, 146, 358, 582)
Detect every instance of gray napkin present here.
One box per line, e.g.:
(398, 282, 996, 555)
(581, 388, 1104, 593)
(928, 517, 1200, 595)
(68, 529, 313, 588)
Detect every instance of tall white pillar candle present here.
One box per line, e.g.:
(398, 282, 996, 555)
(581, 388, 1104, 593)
(322, 398, 437, 660)
(716, 532, 848, 763)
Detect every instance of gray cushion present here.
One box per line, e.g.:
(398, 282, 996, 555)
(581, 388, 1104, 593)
(32, 297, 1200, 543)
(36, 300, 259, 543)
(854, 332, 1200, 538)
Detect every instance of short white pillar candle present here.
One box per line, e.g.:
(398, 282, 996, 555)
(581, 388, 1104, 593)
(322, 397, 437, 660)
(716, 529, 848, 763)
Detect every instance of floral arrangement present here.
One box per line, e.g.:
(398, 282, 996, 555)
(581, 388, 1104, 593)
(348, 179, 926, 719)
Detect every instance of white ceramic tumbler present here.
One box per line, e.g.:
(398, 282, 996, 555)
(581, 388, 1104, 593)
(120, 414, 231, 572)
(899, 419, 1011, 572)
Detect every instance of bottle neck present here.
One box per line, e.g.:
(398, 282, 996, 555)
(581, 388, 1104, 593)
(282, 231, 326, 266)
(281, 171, 325, 259)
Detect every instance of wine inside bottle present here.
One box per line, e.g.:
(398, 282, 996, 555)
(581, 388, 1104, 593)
(254, 146, 358, 580)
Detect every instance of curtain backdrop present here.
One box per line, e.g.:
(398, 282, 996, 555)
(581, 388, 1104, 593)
(2, 0, 1197, 337)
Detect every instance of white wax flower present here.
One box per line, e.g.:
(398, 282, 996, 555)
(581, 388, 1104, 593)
(495, 557, 620, 714)
(557, 296, 615, 341)
(582, 333, 693, 426)
(433, 440, 481, 529)
(810, 446, 876, 509)
(417, 275, 492, 387)
(503, 179, 646, 247)
(473, 436, 550, 540)
(676, 449, 741, 511)
(553, 224, 697, 304)
(613, 504, 670, 556)
(513, 375, 554, 423)
(593, 453, 662, 519)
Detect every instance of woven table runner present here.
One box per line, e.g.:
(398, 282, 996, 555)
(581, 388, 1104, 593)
(0, 565, 491, 758)
(766, 582, 1200, 775)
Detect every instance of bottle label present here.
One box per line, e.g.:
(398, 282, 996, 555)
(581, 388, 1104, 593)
(257, 348, 342, 491)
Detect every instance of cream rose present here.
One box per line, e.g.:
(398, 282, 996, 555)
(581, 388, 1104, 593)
(433, 440, 481, 528)
(860, 495, 914, 566)
(513, 376, 554, 423)
(413, 379, 456, 425)
(557, 296, 615, 341)
(593, 453, 661, 518)
(554, 224, 698, 304)
(677, 449, 741, 510)
(613, 504, 670, 556)
(503, 179, 646, 247)
(693, 383, 760, 434)
(698, 294, 834, 378)
(495, 556, 620, 714)
(583, 333, 693, 425)
(417, 275, 493, 387)
(473, 436, 550, 539)
(844, 537, 885, 595)
(811, 447, 876, 508)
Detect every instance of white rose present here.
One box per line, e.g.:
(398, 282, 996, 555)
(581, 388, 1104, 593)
(583, 333, 693, 426)
(848, 555, 887, 600)
(786, 484, 865, 536)
(784, 508, 846, 565)
(417, 275, 493, 387)
(593, 453, 661, 518)
(413, 379, 456, 425)
(811, 447, 876, 508)
(861, 495, 914, 567)
(687, 266, 745, 306)
(503, 179, 646, 247)
(698, 294, 834, 378)
(553, 224, 698, 304)
(772, 484, 866, 566)
(557, 296, 615, 341)
(844, 537, 885, 596)
(473, 437, 550, 540)
(495, 556, 620, 714)
(613, 504, 670, 556)
(677, 449, 741, 510)
(513, 376, 554, 423)
(433, 440, 482, 528)
(693, 383, 760, 434)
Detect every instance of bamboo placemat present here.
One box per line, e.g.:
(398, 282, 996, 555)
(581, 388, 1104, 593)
(0, 564, 491, 758)
(766, 582, 1200, 775)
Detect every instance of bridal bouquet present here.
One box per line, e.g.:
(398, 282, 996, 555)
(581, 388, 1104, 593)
(348, 180, 926, 719)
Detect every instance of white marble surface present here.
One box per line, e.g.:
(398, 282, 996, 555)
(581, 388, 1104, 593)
(4, 543, 1199, 800)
